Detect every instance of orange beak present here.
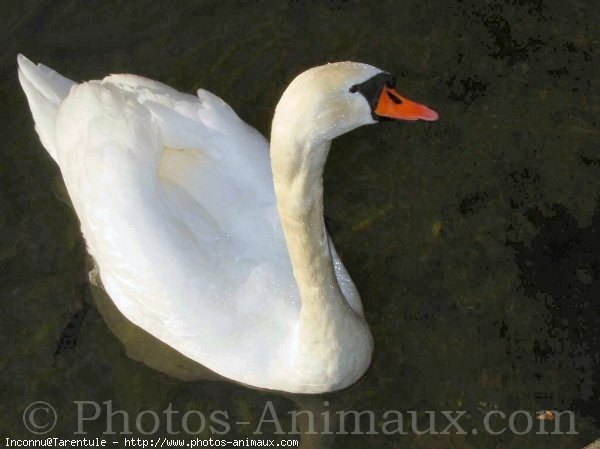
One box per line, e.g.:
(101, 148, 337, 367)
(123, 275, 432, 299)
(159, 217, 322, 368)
(375, 86, 439, 122)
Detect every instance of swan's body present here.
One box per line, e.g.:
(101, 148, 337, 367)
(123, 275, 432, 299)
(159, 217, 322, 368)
(18, 55, 437, 393)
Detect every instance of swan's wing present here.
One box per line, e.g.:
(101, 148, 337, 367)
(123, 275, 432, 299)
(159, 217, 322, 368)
(103, 74, 273, 194)
(102, 75, 278, 246)
(55, 80, 298, 383)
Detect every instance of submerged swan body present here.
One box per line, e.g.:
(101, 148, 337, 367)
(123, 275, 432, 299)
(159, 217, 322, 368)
(18, 55, 438, 393)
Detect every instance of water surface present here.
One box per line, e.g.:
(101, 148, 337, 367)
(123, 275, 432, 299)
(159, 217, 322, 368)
(2, 1, 599, 447)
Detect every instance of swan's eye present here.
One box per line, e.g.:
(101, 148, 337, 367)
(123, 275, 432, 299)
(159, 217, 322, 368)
(386, 77, 397, 89)
(349, 85, 359, 93)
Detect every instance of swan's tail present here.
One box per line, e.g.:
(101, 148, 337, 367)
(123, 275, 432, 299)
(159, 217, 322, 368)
(17, 54, 76, 162)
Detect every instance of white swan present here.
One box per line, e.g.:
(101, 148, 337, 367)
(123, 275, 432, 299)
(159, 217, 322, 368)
(18, 55, 438, 394)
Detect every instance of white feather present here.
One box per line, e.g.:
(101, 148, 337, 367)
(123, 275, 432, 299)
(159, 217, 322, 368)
(18, 55, 382, 393)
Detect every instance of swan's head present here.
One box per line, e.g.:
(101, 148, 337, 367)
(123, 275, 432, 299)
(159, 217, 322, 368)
(272, 61, 438, 144)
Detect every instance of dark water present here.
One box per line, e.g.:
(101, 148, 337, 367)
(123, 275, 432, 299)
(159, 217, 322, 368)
(2, 1, 600, 447)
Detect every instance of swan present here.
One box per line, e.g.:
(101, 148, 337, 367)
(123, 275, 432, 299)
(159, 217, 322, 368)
(17, 55, 438, 394)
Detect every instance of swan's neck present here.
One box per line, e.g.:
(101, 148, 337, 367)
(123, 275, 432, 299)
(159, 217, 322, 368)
(269, 89, 372, 389)
(270, 135, 350, 323)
